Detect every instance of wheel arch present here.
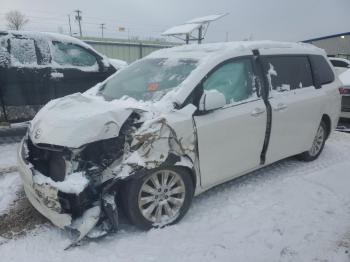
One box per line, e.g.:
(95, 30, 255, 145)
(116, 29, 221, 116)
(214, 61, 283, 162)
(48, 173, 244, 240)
(174, 165, 197, 191)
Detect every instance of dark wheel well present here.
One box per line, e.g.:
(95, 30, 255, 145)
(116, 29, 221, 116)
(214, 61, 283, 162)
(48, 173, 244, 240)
(321, 114, 331, 139)
(180, 166, 197, 190)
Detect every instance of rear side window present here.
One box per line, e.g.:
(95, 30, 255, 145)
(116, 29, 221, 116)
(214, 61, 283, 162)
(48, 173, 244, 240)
(10, 38, 37, 65)
(330, 59, 349, 68)
(309, 55, 334, 86)
(0, 36, 10, 67)
(262, 56, 313, 92)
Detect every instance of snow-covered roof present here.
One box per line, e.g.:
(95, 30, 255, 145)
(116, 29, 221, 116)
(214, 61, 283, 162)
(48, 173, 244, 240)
(148, 41, 324, 60)
(1, 30, 94, 51)
(0, 30, 112, 69)
(162, 24, 202, 36)
(185, 14, 228, 24)
(162, 14, 228, 36)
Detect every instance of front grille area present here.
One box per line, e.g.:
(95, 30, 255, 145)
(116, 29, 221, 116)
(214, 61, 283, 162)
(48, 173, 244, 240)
(342, 96, 350, 112)
(27, 138, 67, 182)
(26, 138, 98, 217)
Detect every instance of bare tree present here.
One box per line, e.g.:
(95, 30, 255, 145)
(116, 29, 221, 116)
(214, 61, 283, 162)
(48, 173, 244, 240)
(6, 10, 29, 30)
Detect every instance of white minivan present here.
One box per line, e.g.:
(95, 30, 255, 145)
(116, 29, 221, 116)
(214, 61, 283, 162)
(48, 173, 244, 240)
(18, 41, 341, 241)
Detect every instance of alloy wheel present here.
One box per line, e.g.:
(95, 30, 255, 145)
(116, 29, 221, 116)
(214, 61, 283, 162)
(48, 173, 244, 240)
(138, 170, 186, 224)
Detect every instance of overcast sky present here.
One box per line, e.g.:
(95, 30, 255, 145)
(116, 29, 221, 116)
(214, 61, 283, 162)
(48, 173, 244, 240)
(1, 0, 349, 43)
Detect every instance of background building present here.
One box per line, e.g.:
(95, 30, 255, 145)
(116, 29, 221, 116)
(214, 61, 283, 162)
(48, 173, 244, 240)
(303, 32, 350, 59)
(82, 37, 176, 63)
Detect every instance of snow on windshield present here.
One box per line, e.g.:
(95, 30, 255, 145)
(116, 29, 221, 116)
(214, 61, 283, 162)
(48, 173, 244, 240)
(10, 38, 37, 66)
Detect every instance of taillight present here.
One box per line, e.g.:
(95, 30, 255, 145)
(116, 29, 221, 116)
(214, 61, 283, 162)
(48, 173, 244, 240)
(339, 87, 350, 94)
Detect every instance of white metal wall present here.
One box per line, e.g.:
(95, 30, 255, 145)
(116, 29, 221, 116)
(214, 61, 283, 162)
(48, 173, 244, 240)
(308, 36, 350, 56)
(84, 40, 174, 63)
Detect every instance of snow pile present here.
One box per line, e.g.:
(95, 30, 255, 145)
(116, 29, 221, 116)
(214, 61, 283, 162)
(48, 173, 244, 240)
(0, 172, 22, 215)
(33, 171, 89, 195)
(0, 132, 350, 261)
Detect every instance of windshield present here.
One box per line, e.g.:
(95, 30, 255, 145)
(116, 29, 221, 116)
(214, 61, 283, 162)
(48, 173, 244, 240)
(100, 58, 198, 101)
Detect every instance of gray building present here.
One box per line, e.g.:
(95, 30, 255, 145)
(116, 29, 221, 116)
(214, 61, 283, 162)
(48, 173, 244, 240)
(303, 32, 350, 59)
(84, 39, 175, 63)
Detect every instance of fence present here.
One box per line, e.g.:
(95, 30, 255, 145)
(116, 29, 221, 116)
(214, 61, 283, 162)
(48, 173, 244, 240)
(84, 40, 175, 63)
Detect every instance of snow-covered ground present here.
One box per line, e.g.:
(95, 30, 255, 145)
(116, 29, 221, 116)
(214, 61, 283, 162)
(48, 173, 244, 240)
(0, 172, 21, 215)
(0, 132, 350, 261)
(0, 143, 18, 169)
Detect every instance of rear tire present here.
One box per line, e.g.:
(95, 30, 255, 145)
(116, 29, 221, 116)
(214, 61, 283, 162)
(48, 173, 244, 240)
(297, 121, 327, 162)
(121, 167, 194, 230)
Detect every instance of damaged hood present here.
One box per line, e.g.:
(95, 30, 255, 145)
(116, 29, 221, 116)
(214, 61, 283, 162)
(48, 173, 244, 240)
(30, 93, 137, 148)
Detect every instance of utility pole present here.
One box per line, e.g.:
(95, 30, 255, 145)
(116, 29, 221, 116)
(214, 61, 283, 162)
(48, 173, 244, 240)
(68, 14, 72, 36)
(100, 23, 105, 39)
(198, 25, 203, 44)
(74, 9, 82, 37)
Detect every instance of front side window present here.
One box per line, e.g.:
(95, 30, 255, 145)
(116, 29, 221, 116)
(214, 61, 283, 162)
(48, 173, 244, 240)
(10, 37, 37, 65)
(203, 59, 255, 104)
(101, 58, 198, 102)
(263, 56, 313, 93)
(51, 42, 97, 67)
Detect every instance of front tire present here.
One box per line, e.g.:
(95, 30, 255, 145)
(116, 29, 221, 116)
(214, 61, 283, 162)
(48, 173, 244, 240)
(122, 167, 194, 230)
(297, 121, 327, 162)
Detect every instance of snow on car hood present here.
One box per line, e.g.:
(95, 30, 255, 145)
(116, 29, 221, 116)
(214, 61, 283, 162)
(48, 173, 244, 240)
(29, 93, 155, 148)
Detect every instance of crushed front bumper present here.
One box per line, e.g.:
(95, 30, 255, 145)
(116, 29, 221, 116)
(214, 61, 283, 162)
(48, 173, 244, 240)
(17, 139, 109, 243)
(17, 139, 73, 228)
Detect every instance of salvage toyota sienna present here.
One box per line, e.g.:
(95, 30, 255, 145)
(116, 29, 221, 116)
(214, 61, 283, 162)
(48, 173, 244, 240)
(18, 41, 341, 244)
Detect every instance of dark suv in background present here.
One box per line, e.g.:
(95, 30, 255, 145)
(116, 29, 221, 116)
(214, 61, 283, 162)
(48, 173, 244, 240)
(0, 31, 119, 124)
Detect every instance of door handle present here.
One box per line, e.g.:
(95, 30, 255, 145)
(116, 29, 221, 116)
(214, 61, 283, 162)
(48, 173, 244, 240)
(251, 107, 265, 117)
(274, 103, 287, 111)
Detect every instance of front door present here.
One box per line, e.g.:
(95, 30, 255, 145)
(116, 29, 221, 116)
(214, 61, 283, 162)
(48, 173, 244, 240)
(194, 58, 267, 188)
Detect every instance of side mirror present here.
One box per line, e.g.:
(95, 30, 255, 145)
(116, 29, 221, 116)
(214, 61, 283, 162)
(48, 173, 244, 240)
(199, 90, 226, 111)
